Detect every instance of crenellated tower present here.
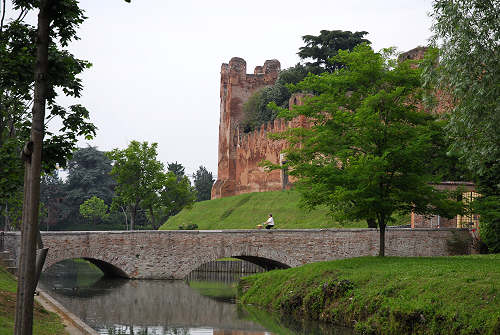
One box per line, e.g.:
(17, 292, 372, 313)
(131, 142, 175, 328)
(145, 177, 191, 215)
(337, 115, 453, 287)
(211, 58, 280, 199)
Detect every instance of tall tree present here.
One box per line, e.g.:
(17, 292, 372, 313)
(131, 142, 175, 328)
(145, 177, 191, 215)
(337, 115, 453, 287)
(269, 44, 461, 256)
(428, 0, 499, 175)
(107, 141, 165, 230)
(298, 30, 371, 73)
(8, 1, 91, 333)
(62, 146, 115, 224)
(1, 1, 129, 333)
(0, 5, 96, 235)
(193, 166, 214, 202)
(427, 0, 500, 252)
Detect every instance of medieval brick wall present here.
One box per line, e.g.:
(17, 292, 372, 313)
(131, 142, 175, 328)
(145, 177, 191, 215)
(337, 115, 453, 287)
(211, 57, 281, 199)
(211, 57, 311, 199)
(211, 49, 459, 200)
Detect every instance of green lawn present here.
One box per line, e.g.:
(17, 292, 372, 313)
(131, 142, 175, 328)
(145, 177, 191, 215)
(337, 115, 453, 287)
(160, 190, 410, 230)
(238, 255, 500, 335)
(0, 266, 66, 335)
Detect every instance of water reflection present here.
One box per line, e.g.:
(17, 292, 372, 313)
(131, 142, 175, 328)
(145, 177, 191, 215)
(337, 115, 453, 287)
(39, 259, 353, 335)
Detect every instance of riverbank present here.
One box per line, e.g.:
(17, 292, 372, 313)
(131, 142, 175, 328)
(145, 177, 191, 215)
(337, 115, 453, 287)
(0, 266, 66, 334)
(238, 255, 500, 334)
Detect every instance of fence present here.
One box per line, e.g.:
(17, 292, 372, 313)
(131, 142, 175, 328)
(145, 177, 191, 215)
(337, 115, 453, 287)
(193, 260, 264, 274)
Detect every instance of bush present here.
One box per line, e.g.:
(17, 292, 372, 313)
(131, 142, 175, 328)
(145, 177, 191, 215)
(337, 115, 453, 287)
(178, 223, 198, 230)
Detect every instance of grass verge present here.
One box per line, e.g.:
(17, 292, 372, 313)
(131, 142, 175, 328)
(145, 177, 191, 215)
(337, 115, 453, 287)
(238, 255, 500, 335)
(160, 190, 409, 230)
(0, 266, 66, 335)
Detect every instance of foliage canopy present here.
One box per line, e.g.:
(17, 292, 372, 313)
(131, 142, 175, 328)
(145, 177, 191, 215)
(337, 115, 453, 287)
(270, 44, 461, 256)
(428, 0, 500, 252)
(79, 196, 108, 225)
(107, 141, 195, 230)
(192, 165, 215, 202)
(241, 30, 371, 132)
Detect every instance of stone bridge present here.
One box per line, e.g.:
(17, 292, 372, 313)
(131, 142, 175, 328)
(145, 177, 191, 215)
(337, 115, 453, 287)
(1, 228, 471, 279)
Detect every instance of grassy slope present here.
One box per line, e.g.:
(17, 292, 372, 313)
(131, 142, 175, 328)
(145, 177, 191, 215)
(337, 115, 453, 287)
(0, 266, 66, 335)
(238, 255, 500, 335)
(161, 190, 410, 230)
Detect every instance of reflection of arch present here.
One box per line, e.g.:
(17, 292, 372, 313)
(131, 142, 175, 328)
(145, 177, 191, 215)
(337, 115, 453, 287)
(187, 254, 290, 279)
(82, 258, 129, 278)
(43, 256, 129, 278)
(233, 256, 290, 271)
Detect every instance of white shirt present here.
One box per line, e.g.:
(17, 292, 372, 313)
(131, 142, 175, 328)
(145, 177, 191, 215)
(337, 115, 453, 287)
(266, 217, 274, 226)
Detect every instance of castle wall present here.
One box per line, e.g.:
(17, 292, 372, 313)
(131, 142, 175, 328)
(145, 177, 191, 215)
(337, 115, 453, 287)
(212, 49, 459, 200)
(212, 57, 281, 199)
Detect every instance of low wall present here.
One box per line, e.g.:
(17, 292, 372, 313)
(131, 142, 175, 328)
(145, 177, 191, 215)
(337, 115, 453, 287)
(1, 228, 472, 279)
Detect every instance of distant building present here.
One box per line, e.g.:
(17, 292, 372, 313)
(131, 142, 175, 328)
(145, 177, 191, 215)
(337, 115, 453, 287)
(411, 181, 480, 229)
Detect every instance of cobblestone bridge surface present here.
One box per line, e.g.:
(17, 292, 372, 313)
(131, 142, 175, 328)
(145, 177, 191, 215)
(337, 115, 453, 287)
(2, 229, 470, 279)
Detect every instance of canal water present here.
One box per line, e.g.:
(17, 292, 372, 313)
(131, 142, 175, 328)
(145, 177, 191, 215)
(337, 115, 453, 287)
(39, 259, 353, 335)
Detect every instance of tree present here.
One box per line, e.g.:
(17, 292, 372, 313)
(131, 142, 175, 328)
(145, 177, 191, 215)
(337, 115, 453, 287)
(427, 0, 499, 175)
(4, 2, 93, 333)
(241, 30, 371, 132)
(428, 0, 500, 252)
(0, 4, 96, 235)
(108, 142, 195, 230)
(79, 196, 108, 225)
(146, 171, 195, 229)
(61, 146, 115, 225)
(193, 166, 214, 201)
(298, 30, 371, 73)
(167, 161, 185, 181)
(39, 170, 64, 230)
(1, 1, 129, 332)
(270, 44, 461, 256)
(150, 161, 195, 228)
(107, 141, 164, 230)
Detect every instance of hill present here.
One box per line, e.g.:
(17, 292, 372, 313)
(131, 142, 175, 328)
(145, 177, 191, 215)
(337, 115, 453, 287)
(160, 190, 409, 230)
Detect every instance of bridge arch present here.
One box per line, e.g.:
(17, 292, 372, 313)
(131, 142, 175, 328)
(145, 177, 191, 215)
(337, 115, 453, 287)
(233, 256, 290, 271)
(184, 247, 292, 279)
(43, 255, 130, 278)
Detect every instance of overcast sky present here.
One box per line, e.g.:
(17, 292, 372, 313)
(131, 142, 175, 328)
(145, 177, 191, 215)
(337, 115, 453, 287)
(52, 0, 434, 177)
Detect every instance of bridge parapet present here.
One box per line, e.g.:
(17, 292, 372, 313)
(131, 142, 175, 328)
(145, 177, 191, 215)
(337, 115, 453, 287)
(1, 228, 472, 279)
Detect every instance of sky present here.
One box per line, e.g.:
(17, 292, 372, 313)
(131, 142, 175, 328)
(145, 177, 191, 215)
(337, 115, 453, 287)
(50, 0, 434, 178)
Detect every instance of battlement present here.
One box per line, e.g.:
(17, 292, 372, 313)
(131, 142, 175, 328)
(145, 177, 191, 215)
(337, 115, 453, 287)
(234, 114, 309, 151)
(221, 57, 281, 78)
(212, 48, 453, 200)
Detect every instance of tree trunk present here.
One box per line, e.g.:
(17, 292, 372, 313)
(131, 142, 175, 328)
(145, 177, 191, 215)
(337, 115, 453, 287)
(149, 206, 157, 230)
(367, 217, 377, 228)
(130, 205, 136, 231)
(379, 223, 386, 257)
(120, 206, 128, 230)
(14, 1, 51, 334)
(4, 202, 10, 231)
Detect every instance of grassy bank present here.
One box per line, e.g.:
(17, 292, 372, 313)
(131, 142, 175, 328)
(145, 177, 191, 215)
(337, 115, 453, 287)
(238, 255, 500, 335)
(160, 190, 409, 230)
(0, 266, 66, 335)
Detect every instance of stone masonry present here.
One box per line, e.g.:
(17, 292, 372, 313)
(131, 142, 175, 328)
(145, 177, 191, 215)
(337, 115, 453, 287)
(2, 229, 472, 279)
(211, 57, 281, 199)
